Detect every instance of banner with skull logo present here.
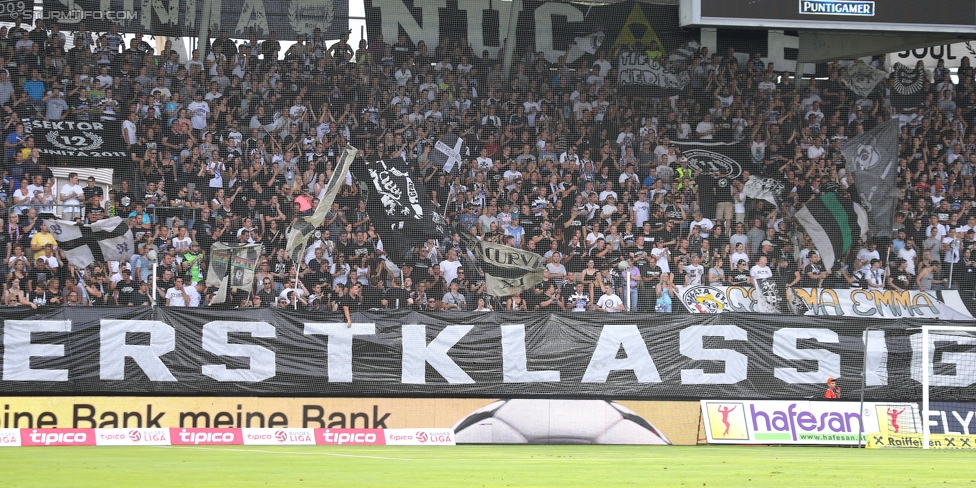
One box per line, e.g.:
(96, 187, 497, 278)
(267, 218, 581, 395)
(842, 119, 899, 237)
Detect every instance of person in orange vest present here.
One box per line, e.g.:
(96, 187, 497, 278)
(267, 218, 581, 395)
(824, 377, 841, 399)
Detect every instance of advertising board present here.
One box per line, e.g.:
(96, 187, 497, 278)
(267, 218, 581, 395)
(0, 397, 702, 445)
(701, 400, 918, 445)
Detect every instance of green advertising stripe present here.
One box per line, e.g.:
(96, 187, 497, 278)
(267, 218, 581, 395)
(754, 433, 792, 440)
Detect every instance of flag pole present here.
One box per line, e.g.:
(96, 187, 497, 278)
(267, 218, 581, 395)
(294, 252, 301, 310)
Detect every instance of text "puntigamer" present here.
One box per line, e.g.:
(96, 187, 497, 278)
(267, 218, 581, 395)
(799, 0, 875, 16)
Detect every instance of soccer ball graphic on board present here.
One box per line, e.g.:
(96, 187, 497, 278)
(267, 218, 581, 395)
(452, 399, 671, 445)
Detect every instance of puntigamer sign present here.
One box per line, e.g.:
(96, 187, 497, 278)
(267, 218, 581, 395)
(799, 1, 875, 16)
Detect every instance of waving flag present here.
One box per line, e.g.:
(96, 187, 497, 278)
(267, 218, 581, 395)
(458, 225, 546, 297)
(842, 119, 899, 237)
(44, 217, 135, 269)
(285, 144, 358, 254)
(351, 157, 448, 262)
(795, 190, 869, 271)
(206, 243, 262, 305)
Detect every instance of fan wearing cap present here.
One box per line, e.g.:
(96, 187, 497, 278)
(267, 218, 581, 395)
(824, 377, 841, 399)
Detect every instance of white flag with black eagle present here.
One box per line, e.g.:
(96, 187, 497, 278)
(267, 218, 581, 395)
(44, 217, 134, 269)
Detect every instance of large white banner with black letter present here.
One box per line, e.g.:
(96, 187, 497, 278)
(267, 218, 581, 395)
(1, 307, 975, 401)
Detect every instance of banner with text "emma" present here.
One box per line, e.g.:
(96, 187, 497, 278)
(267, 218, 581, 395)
(1, 307, 975, 401)
(677, 285, 972, 320)
(701, 400, 918, 445)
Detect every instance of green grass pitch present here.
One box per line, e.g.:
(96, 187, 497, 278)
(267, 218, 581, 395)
(0, 445, 972, 487)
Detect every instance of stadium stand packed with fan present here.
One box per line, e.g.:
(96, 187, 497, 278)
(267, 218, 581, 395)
(1, 15, 974, 316)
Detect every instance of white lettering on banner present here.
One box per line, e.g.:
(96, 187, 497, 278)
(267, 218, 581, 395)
(201, 321, 276, 382)
(172, 428, 241, 445)
(14, 318, 976, 392)
(235, 0, 269, 36)
(773, 329, 840, 384)
(500, 324, 560, 383)
(582, 325, 661, 383)
(679, 325, 749, 384)
(30, 120, 104, 131)
(2, 320, 71, 381)
(99, 320, 177, 381)
(26, 429, 92, 445)
(303, 323, 377, 382)
(911, 333, 976, 388)
(317, 429, 382, 445)
(534, 2, 583, 63)
(373, 0, 448, 60)
(618, 51, 691, 88)
(371, 0, 591, 64)
(401, 325, 475, 384)
(456, 0, 513, 59)
(864, 330, 889, 386)
(890, 42, 975, 69)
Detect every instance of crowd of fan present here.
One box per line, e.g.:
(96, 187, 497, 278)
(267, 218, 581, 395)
(0, 18, 975, 314)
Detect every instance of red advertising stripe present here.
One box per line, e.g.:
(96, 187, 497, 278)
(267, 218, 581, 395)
(314, 429, 386, 446)
(20, 429, 96, 446)
(169, 428, 243, 445)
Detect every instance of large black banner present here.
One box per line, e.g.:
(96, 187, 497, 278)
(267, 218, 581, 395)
(1, 307, 974, 401)
(29, 119, 127, 167)
(41, 0, 349, 40)
(365, 0, 696, 64)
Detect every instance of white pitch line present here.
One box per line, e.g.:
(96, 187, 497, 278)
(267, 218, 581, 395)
(152, 446, 413, 461)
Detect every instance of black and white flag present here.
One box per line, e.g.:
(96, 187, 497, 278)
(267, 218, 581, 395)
(841, 62, 888, 99)
(206, 243, 262, 305)
(842, 118, 900, 237)
(44, 217, 134, 269)
(742, 176, 785, 206)
(285, 145, 358, 254)
(754, 277, 781, 314)
(890, 62, 929, 108)
(351, 158, 448, 262)
(432, 131, 470, 174)
(459, 225, 547, 297)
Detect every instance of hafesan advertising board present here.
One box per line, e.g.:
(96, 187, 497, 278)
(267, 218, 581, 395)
(701, 400, 919, 445)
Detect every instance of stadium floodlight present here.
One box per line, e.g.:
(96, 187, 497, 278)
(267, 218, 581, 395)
(921, 324, 976, 450)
